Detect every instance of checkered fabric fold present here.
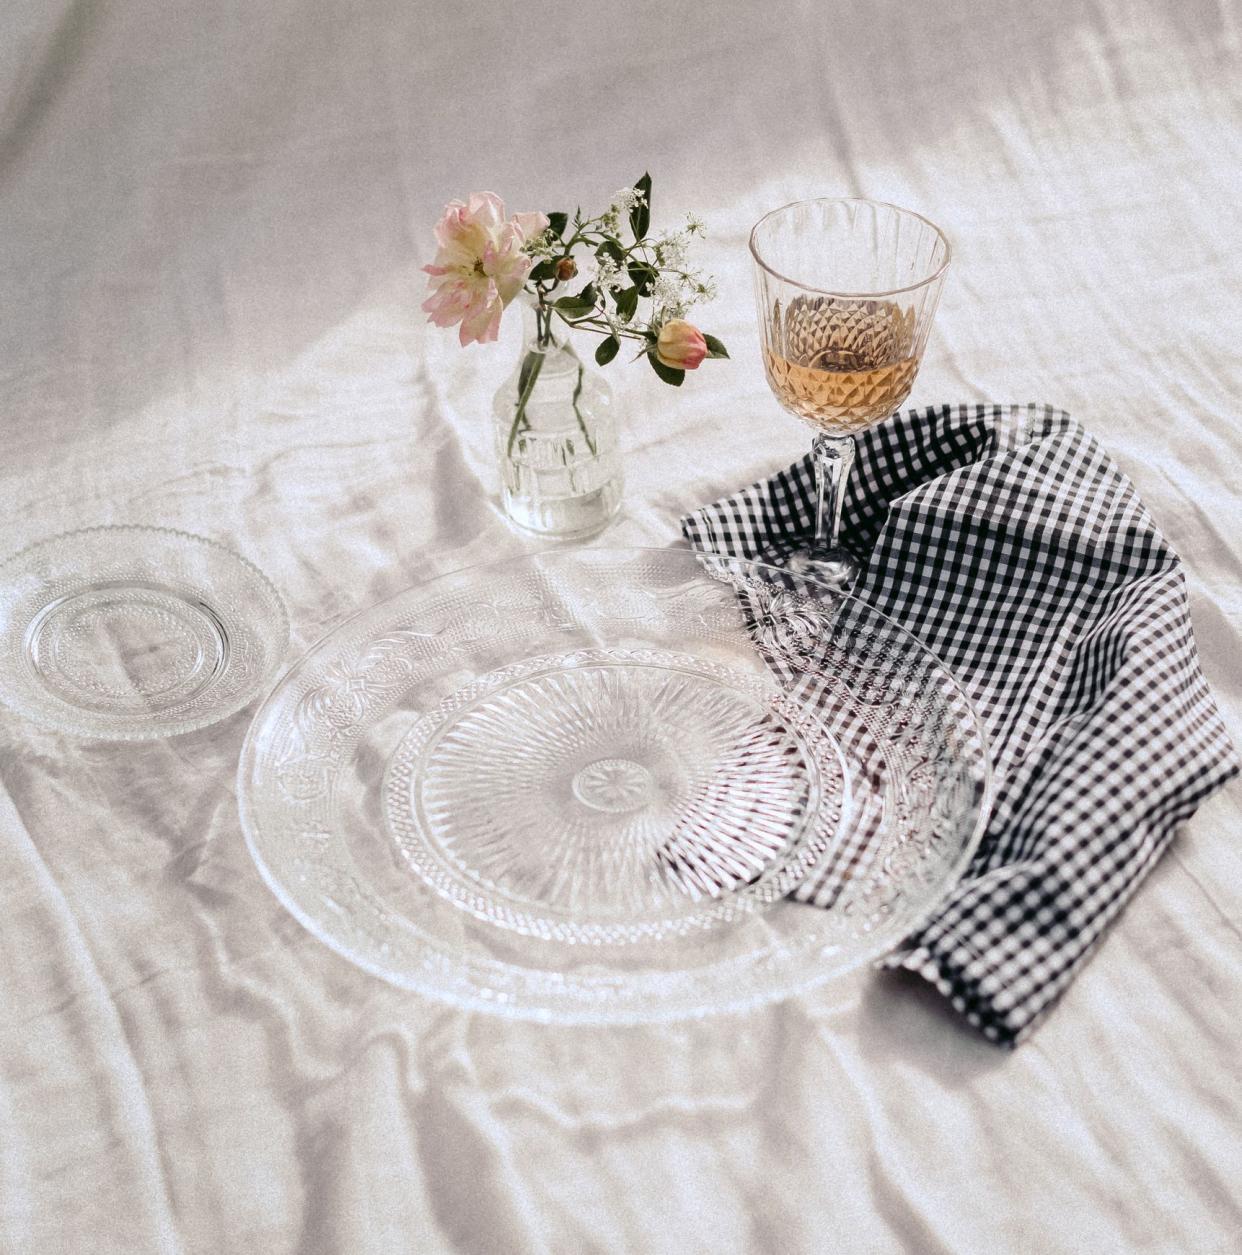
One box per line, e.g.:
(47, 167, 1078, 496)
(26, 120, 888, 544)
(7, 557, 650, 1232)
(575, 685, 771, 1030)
(681, 402, 1239, 1045)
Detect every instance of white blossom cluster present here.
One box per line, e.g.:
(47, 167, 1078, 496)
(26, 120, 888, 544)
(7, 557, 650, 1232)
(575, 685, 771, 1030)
(592, 213, 716, 322)
(654, 214, 705, 260)
(524, 229, 559, 259)
(591, 254, 626, 297)
(515, 186, 717, 341)
(598, 186, 646, 234)
(650, 268, 718, 320)
(587, 254, 716, 326)
(653, 230, 688, 268)
(646, 216, 714, 316)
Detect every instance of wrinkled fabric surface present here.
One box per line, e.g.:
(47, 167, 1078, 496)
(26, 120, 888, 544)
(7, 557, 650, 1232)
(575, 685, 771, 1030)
(2, 1, 1241, 1252)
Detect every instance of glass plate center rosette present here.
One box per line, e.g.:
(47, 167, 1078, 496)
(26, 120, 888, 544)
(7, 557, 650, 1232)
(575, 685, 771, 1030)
(239, 548, 991, 1023)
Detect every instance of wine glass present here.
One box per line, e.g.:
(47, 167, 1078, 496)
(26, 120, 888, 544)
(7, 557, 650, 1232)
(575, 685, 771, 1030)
(750, 198, 951, 587)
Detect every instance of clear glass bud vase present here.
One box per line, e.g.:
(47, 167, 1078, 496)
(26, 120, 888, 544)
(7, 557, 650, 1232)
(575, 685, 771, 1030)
(492, 299, 623, 539)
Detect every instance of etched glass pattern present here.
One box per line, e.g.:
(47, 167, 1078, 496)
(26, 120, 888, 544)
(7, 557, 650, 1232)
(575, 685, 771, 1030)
(750, 197, 950, 586)
(239, 548, 991, 1023)
(0, 526, 289, 739)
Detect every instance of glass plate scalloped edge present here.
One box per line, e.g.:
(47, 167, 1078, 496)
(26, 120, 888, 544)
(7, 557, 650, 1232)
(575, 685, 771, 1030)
(237, 546, 993, 1024)
(0, 524, 290, 739)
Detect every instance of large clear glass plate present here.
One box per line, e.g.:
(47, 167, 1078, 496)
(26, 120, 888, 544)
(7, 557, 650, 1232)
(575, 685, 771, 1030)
(0, 526, 289, 740)
(238, 548, 991, 1023)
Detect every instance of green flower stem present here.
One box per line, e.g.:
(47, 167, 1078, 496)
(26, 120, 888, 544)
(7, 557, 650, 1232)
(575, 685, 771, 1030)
(571, 361, 597, 457)
(506, 347, 544, 458)
(555, 314, 647, 341)
(506, 302, 601, 461)
(514, 181, 724, 405)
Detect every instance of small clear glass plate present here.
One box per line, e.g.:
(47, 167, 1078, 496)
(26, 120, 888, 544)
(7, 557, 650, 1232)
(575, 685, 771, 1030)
(0, 526, 289, 739)
(238, 547, 991, 1023)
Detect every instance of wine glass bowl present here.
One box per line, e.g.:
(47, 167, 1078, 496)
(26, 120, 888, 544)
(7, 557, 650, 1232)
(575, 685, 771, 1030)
(750, 199, 950, 583)
(764, 295, 919, 432)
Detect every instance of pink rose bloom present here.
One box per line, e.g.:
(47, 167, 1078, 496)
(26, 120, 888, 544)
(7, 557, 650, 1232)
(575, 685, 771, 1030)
(655, 319, 708, 370)
(422, 193, 550, 346)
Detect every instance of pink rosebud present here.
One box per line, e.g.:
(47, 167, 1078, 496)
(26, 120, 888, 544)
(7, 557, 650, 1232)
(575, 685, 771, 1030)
(422, 194, 549, 347)
(655, 319, 708, 370)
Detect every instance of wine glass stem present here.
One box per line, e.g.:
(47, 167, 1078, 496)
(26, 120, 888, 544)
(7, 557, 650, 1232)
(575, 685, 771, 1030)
(812, 433, 856, 554)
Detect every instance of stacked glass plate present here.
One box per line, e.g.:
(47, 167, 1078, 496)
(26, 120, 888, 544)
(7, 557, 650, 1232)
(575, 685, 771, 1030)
(238, 547, 991, 1023)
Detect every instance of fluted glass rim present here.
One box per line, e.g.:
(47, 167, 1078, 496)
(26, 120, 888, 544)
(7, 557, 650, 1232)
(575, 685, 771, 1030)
(749, 197, 952, 298)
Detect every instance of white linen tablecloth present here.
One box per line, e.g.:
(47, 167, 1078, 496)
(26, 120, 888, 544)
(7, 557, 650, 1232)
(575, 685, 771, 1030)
(2, 1, 1240, 1251)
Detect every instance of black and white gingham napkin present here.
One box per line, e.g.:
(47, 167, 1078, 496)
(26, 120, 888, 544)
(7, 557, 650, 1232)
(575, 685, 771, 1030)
(682, 402, 1239, 1045)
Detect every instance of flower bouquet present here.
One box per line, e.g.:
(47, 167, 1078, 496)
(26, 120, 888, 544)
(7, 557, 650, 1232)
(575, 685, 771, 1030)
(423, 175, 727, 537)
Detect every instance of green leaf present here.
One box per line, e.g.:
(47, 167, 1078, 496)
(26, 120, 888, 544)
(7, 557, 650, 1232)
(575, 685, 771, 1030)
(702, 333, 730, 359)
(553, 283, 598, 320)
(547, 211, 569, 237)
(528, 258, 557, 282)
(594, 335, 620, 366)
(647, 351, 684, 387)
(517, 350, 541, 398)
(597, 238, 626, 264)
(630, 172, 652, 241)
(627, 263, 655, 296)
(613, 285, 639, 321)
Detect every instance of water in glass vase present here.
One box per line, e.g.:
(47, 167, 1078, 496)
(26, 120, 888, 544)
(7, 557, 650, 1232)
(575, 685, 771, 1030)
(764, 297, 919, 434)
(493, 307, 623, 539)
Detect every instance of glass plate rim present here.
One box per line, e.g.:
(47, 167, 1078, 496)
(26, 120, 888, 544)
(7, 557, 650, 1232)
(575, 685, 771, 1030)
(0, 523, 290, 740)
(237, 544, 995, 1021)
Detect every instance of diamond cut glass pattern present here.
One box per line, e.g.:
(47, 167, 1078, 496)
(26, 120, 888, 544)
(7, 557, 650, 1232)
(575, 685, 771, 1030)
(239, 548, 991, 1022)
(750, 198, 950, 586)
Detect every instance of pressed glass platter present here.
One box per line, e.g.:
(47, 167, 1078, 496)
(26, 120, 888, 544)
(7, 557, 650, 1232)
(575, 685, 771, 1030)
(0, 526, 289, 740)
(238, 547, 991, 1023)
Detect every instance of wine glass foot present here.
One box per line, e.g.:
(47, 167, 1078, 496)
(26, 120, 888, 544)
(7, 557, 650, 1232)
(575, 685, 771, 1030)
(781, 546, 861, 589)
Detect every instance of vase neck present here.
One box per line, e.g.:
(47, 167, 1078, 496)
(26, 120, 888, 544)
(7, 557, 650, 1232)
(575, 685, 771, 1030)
(520, 297, 572, 357)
